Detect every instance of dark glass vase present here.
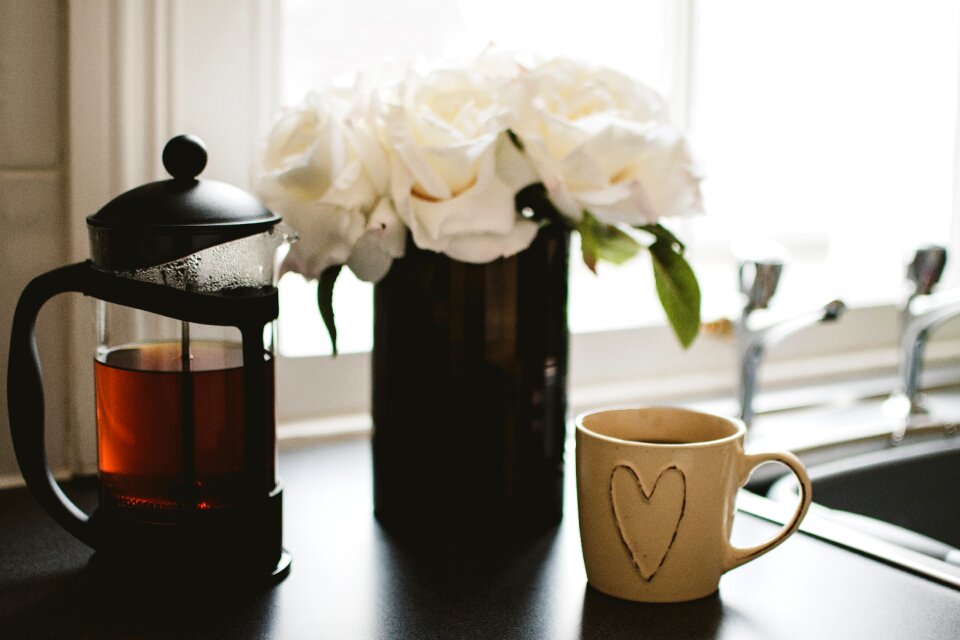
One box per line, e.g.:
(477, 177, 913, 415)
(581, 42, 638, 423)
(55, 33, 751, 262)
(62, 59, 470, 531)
(372, 223, 569, 541)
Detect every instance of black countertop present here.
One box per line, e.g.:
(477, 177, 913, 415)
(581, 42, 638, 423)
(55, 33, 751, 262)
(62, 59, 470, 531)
(2, 436, 960, 639)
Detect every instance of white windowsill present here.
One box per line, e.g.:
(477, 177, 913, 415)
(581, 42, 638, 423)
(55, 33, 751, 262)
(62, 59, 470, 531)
(274, 333, 960, 447)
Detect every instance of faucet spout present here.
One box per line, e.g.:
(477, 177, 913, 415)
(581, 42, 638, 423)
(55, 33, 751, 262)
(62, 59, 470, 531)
(884, 245, 960, 443)
(737, 299, 846, 428)
(894, 288, 960, 416)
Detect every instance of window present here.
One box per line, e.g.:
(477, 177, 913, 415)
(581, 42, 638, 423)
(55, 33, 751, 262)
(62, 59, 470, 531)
(691, 0, 960, 311)
(275, 0, 960, 426)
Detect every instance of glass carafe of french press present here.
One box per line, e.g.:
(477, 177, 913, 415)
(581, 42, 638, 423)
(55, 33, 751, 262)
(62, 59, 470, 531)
(7, 135, 293, 583)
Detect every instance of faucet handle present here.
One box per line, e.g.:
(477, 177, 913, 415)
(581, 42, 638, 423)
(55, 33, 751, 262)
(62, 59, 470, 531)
(822, 299, 846, 321)
(733, 239, 792, 312)
(907, 245, 947, 296)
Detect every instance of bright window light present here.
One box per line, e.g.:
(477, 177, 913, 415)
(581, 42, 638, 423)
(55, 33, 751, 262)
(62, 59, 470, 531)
(690, 0, 960, 313)
(277, 0, 960, 357)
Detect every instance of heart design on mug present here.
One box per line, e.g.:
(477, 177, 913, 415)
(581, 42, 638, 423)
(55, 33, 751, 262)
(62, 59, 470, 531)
(609, 464, 687, 582)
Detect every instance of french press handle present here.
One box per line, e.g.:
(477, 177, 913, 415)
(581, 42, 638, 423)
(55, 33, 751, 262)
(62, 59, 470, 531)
(7, 262, 103, 547)
(8, 261, 280, 549)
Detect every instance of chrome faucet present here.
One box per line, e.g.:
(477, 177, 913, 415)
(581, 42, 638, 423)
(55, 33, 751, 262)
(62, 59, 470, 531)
(734, 242, 846, 428)
(887, 246, 960, 439)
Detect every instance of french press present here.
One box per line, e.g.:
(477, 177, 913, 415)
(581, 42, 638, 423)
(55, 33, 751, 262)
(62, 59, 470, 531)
(7, 135, 293, 583)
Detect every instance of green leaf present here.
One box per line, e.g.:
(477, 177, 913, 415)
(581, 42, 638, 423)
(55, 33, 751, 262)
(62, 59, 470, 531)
(649, 238, 701, 348)
(637, 223, 685, 252)
(577, 211, 642, 273)
(317, 265, 343, 356)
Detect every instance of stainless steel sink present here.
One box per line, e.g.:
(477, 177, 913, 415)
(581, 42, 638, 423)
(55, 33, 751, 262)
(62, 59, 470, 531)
(755, 432, 960, 589)
(770, 437, 960, 547)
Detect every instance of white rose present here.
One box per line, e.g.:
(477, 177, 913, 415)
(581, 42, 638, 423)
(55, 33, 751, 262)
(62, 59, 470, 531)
(377, 64, 540, 263)
(255, 93, 405, 282)
(512, 58, 703, 225)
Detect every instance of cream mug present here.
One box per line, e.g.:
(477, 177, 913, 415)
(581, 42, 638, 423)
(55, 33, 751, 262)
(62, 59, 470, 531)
(575, 406, 812, 603)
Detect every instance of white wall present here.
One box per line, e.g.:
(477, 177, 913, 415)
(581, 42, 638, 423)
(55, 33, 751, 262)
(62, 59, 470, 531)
(0, 0, 71, 484)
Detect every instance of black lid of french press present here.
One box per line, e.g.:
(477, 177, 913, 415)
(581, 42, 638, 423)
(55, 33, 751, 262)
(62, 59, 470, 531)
(86, 134, 281, 271)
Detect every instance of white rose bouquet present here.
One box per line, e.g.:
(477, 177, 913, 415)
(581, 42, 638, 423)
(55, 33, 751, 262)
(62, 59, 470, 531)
(255, 53, 704, 350)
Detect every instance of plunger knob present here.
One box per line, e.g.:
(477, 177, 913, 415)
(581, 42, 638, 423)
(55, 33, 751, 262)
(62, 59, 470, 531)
(163, 134, 208, 180)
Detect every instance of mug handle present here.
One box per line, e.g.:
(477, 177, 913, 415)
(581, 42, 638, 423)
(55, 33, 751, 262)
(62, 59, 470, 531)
(7, 261, 101, 548)
(723, 450, 812, 571)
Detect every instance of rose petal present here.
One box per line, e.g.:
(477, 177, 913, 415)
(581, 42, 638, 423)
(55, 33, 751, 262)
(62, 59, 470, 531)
(441, 219, 539, 263)
(322, 158, 379, 211)
(347, 198, 408, 282)
(276, 200, 365, 279)
(349, 111, 391, 194)
(495, 135, 540, 192)
(406, 141, 518, 242)
(573, 183, 659, 225)
(590, 128, 703, 222)
(347, 232, 395, 282)
(366, 198, 408, 258)
(419, 135, 497, 197)
(383, 104, 453, 201)
(262, 107, 320, 171)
